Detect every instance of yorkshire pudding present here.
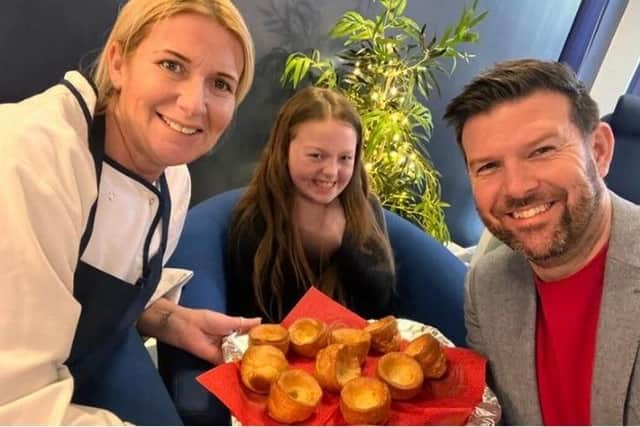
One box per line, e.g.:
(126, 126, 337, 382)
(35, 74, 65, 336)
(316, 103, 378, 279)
(364, 316, 401, 353)
(267, 369, 323, 424)
(329, 328, 371, 365)
(339, 377, 391, 425)
(315, 343, 361, 392)
(376, 352, 424, 400)
(404, 333, 448, 379)
(240, 344, 289, 394)
(248, 323, 290, 354)
(288, 318, 329, 357)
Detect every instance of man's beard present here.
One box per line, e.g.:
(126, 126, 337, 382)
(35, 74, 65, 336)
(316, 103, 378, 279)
(481, 161, 603, 264)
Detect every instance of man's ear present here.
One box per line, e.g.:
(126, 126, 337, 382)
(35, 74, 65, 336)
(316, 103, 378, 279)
(590, 121, 615, 178)
(106, 42, 125, 91)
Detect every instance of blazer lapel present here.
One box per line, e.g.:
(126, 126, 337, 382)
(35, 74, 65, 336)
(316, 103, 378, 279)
(515, 275, 542, 424)
(591, 194, 640, 424)
(500, 255, 542, 424)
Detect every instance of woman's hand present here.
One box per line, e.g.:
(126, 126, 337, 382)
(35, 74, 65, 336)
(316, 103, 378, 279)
(138, 298, 261, 364)
(294, 198, 346, 259)
(173, 308, 261, 364)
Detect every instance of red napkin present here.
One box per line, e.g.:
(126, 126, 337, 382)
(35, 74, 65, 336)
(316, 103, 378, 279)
(197, 287, 487, 425)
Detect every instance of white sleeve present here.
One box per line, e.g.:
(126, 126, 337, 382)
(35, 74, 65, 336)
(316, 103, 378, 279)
(0, 81, 125, 424)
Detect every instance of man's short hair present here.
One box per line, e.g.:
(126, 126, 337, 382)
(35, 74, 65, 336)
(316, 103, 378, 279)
(444, 59, 600, 147)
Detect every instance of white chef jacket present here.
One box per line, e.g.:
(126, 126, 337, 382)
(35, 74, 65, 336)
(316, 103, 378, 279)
(0, 71, 191, 424)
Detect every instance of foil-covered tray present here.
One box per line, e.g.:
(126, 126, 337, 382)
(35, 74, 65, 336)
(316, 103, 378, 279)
(222, 318, 501, 425)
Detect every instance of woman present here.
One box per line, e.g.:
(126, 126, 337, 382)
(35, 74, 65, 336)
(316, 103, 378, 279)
(0, 0, 258, 424)
(227, 87, 396, 322)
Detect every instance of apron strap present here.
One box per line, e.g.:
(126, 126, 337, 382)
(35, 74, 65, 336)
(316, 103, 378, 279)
(78, 115, 105, 255)
(60, 77, 102, 256)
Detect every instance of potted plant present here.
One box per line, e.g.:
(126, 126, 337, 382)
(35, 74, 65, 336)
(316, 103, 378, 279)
(280, 0, 486, 242)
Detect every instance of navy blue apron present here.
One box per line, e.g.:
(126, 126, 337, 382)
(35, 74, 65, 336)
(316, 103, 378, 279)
(60, 78, 182, 425)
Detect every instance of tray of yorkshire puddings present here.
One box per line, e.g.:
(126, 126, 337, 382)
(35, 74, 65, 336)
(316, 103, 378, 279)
(197, 288, 500, 425)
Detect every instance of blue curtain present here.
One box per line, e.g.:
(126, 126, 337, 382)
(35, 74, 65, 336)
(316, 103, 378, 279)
(559, 0, 628, 89)
(628, 62, 640, 95)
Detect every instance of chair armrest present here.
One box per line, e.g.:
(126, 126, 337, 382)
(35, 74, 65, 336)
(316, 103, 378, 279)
(158, 189, 243, 425)
(384, 210, 469, 346)
(76, 328, 182, 425)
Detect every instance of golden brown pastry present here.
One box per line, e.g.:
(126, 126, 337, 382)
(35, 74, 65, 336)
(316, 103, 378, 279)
(376, 352, 424, 400)
(267, 369, 323, 424)
(329, 328, 371, 365)
(364, 315, 401, 353)
(404, 333, 448, 379)
(240, 344, 289, 394)
(340, 377, 391, 425)
(288, 318, 329, 357)
(248, 323, 290, 354)
(315, 343, 361, 392)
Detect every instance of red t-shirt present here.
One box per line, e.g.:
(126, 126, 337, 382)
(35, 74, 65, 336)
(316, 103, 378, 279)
(534, 243, 608, 426)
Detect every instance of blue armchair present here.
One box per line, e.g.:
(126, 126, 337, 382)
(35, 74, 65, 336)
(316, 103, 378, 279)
(602, 93, 640, 204)
(159, 188, 468, 424)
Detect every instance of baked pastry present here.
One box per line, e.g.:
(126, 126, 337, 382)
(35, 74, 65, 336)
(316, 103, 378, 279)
(248, 323, 290, 354)
(240, 344, 289, 394)
(339, 377, 391, 425)
(404, 333, 448, 379)
(364, 315, 401, 353)
(288, 317, 329, 357)
(267, 369, 323, 424)
(329, 328, 371, 365)
(315, 343, 361, 392)
(376, 352, 424, 400)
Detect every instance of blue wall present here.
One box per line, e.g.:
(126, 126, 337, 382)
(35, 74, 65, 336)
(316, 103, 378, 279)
(0, 1, 119, 103)
(0, 0, 581, 246)
(190, 0, 581, 246)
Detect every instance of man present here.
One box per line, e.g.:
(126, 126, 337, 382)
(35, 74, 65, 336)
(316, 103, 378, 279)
(445, 59, 640, 425)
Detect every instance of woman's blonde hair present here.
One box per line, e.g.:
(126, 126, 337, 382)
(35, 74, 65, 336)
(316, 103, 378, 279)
(230, 87, 395, 320)
(92, 0, 254, 112)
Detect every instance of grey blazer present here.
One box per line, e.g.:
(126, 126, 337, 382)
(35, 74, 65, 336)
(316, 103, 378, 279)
(465, 193, 640, 425)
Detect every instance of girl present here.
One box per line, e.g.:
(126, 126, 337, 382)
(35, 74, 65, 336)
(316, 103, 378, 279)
(227, 87, 396, 322)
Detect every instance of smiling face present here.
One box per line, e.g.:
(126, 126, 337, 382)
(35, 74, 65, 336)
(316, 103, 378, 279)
(462, 90, 613, 267)
(106, 12, 243, 181)
(287, 119, 357, 206)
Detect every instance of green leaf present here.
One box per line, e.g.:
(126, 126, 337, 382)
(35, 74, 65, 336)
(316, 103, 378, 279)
(394, 16, 421, 39)
(330, 10, 375, 41)
(315, 68, 337, 88)
(395, 0, 407, 16)
(469, 10, 489, 28)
